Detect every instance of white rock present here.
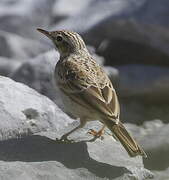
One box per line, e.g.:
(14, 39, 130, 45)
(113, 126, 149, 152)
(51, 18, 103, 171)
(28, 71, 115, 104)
(152, 167, 169, 180)
(0, 76, 72, 141)
(0, 30, 50, 59)
(11, 50, 62, 105)
(0, 121, 153, 180)
(0, 57, 22, 76)
(125, 120, 169, 175)
(52, 0, 144, 32)
(52, 0, 92, 17)
(0, 0, 54, 38)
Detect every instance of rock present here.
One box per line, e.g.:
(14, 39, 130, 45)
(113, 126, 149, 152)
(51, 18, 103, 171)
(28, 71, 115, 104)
(0, 121, 153, 180)
(52, 0, 92, 18)
(141, 121, 169, 171)
(88, 21, 169, 66)
(52, 0, 169, 66)
(85, 0, 169, 66)
(111, 65, 169, 123)
(0, 30, 50, 59)
(120, 100, 169, 124)
(116, 65, 169, 102)
(0, 0, 55, 39)
(11, 50, 62, 105)
(53, 0, 145, 33)
(152, 168, 169, 180)
(0, 57, 22, 76)
(0, 76, 153, 180)
(0, 76, 72, 141)
(124, 120, 169, 179)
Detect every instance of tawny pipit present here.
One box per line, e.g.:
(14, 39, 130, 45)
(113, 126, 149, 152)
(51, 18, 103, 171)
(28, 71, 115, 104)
(37, 28, 147, 158)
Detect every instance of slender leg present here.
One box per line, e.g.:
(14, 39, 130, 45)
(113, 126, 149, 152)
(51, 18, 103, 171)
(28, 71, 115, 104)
(59, 119, 86, 142)
(88, 124, 106, 139)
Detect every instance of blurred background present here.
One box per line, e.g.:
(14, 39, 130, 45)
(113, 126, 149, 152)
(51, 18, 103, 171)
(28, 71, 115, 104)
(0, 0, 169, 178)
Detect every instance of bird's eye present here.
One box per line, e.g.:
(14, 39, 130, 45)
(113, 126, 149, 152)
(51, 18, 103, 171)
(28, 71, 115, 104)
(56, 35, 63, 42)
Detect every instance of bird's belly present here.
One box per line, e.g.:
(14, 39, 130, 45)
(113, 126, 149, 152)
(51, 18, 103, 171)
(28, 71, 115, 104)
(56, 85, 99, 121)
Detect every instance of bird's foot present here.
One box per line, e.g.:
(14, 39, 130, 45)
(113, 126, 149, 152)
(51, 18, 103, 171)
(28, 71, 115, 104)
(88, 129, 104, 140)
(55, 134, 75, 144)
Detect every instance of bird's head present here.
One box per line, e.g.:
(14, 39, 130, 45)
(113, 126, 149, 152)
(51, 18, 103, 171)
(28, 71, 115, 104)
(37, 28, 87, 58)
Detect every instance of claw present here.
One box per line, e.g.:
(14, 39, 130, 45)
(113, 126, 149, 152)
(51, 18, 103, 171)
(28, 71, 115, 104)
(55, 135, 75, 144)
(88, 129, 104, 139)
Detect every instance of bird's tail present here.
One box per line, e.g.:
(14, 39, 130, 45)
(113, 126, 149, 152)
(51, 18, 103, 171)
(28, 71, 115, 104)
(105, 120, 147, 158)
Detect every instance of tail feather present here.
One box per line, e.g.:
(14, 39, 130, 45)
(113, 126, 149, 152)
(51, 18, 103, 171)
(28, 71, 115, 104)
(106, 121, 147, 158)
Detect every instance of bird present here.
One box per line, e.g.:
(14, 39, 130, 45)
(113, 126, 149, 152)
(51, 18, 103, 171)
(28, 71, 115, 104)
(37, 28, 147, 158)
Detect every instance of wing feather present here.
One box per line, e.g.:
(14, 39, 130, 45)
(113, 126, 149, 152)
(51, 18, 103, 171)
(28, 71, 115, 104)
(57, 59, 120, 123)
(60, 78, 120, 122)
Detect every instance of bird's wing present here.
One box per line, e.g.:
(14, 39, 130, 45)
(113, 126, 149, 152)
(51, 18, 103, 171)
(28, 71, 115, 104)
(58, 60, 120, 123)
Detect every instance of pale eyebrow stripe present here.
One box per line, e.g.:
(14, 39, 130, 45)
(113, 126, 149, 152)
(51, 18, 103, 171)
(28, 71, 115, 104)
(63, 31, 86, 49)
(65, 31, 82, 49)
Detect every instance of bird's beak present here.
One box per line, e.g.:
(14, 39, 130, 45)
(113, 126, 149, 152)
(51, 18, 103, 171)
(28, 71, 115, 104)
(37, 28, 52, 39)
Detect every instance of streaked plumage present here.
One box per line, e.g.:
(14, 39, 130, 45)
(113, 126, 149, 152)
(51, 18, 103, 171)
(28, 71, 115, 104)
(37, 28, 147, 158)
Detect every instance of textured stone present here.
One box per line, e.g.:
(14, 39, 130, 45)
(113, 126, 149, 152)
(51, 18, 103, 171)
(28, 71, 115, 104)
(124, 120, 169, 178)
(0, 76, 72, 141)
(0, 121, 153, 180)
(116, 65, 169, 102)
(0, 30, 50, 59)
(114, 65, 169, 123)
(0, 57, 22, 76)
(53, 0, 169, 66)
(11, 50, 62, 105)
(0, 0, 55, 39)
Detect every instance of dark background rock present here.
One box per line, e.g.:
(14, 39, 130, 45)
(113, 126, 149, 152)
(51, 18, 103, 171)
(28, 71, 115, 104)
(115, 65, 169, 123)
(85, 22, 169, 66)
(53, 0, 169, 66)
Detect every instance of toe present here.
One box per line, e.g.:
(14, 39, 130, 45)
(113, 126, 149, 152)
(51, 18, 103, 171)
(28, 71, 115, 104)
(87, 129, 97, 136)
(59, 135, 75, 143)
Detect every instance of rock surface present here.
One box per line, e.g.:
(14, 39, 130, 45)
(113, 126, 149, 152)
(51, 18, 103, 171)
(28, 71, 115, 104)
(11, 50, 61, 105)
(152, 168, 169, 180)
(115, 65, 169, 123)
(0, 76, 153, 180)
(0, 30, 50, 59)
(53, 0, 169, 66)
(0, 120, 153, 180)
(0, 57, 22, 76)
(116, 65, 169, 101)
(124, 120, 169, 178)
(0, 0, 55, 39)
(0, 76, 72, 141)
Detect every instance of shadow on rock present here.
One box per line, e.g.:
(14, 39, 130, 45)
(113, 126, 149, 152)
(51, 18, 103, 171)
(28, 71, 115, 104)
(144, 148, 169, 171)
(0, 135, 129, 179)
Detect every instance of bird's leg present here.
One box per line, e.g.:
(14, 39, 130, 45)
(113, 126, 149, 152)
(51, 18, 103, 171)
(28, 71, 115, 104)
(58, 119, 86, 143)
(88, 124, 106, 139)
